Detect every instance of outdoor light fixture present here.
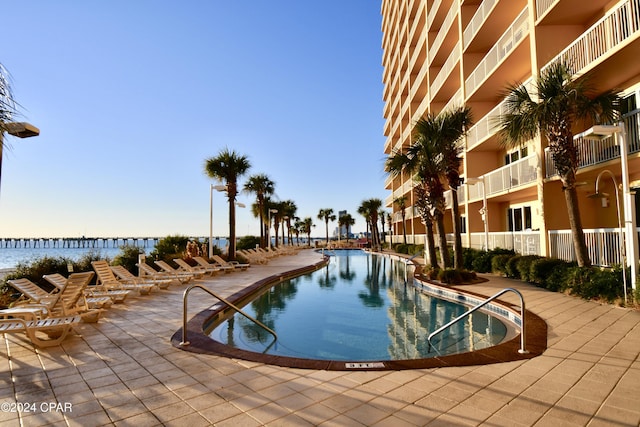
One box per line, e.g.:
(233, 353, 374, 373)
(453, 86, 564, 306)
(581, 123, 638, 291)
(588, 170, 627, 303)
(466, 176, 489, 251)
(0, 121, 40, 194)
(209, 184, 228, 258)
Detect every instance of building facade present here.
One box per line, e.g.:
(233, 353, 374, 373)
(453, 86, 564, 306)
(381, 0, 640, 280)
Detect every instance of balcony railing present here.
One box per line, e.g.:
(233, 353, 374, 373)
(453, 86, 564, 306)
(465, 6, 529, 98)
(467, 154, 538, 201)
(429, 1, 458, 63)
(430, 44, 461, 102)
(464, 231, 541, 255)
(463, 0, 497, 50)
(536, 0, 556, 20)
(548, 228, 640, 266)
(541, 0, 640, 77)
(545, 109, 640, 178)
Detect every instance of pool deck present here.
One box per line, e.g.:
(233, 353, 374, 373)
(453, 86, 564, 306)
(1, 249, 639, 426)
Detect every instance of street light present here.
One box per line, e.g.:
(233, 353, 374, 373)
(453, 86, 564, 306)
(588, 170, 627, 303)
(268, 209, 278, 248)
(583, 123, 638, 291)
(209, 184, 227, 258)
(0, 121, 40, 194)
(467, 176, 489, 251)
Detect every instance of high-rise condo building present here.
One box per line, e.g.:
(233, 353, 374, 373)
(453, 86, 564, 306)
(381, 0, 640, 284)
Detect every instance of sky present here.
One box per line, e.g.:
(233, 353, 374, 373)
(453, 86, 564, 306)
(0, 1, 388, 239)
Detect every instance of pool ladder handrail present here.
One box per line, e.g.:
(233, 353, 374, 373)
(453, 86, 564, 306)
(179, 283, 277, 346)
(427, 287, 528, 355)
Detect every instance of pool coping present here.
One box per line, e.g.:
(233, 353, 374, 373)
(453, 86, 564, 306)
(171, 252, 547, 371)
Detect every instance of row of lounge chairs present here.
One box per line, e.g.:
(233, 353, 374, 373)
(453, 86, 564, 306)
(237, 246, 299, 264)
(0, 254, 253, 348)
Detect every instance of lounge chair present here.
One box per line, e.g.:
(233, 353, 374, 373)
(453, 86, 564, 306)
(110, 265, 171, 289)
(210, 255, 249, 271)
(193, 256, 234, 274)
(92, 260, 155, 296)
(172, 258, 212, 277)
(0, 316, 80, 348)
(154, 260, 200, 281)
(137, 262, 191, 285)
(46, 272, 103, 323)
(1, 278, 61, 321)
(43, 273, 114, 309)
(237, 250, 268, 265)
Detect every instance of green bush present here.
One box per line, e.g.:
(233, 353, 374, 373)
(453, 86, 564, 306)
(565, 266, 625, 302)
(112, 246, 144, 272)
(516, 255, 542, 282)
(237, 235, 260, 250)
(491, 254, 513, 275)
(438, 268, 463, 284)
(529, 258, 573, 291)
(505, 255, 522, 279)
(462, 248, 482, 270)
(149, 235, 189, 263)
(471, 251, 493, 273)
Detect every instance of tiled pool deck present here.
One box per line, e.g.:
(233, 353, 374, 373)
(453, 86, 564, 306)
(1, 249, 639, 426)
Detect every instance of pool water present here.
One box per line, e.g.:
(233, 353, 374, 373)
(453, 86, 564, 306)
(208, 250, 507, 361)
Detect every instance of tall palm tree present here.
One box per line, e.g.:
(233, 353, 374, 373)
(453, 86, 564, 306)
(498, 62, 619, 267)
(338, 213, 355, 242)
(393, 196, 407, 245)
(386, 127, 450, 268)
(204, 148, 251, 260)
(243, 174, 275, 248)
(358, 199, 383, 249)
(299, 217, 314, 244)
(281, 200, 297, 245)
(317, 208, 336, 245)
(435, 106, 473, 269)
(379, 209, 388, 245)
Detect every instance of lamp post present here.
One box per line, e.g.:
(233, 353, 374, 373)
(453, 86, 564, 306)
(209, 184, 227, 258)
(583, 123, 638, 292)
(268, 209, 278, 248)
(467, 176, 489, 251)
(0, 122, 40, 194)
(588, 170, 627, 303)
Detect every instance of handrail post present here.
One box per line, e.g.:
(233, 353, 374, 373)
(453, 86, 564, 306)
(427, 287, 528, 355)
(180, 283, 277, 347)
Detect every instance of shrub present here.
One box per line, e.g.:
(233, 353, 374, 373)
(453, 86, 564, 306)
(462, 248, 482, 270)
(438, 268, 463, 284)
(237, 236, 260, 251)
(112, 246, 144, 272)
(471, 251, 493, 273)
(505, 255, 522, 279)
(565, 266, 625, 302)
(491, 254, 514, 275)
(516, 255, 542, 282)
(150, 235, 189, 263)
(529, 258, 572, 291)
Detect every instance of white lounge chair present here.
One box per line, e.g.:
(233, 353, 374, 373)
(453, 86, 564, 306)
(110, 265, 171, 289)
(43, 273, 114, 308)
(211, 255, 249, 271)
(92, 260, 155, 296)
(137, 262, 191, 285)
(193, 256, 234, 274)
(172, 258, 213, 277)
(154, 260, 200, 281)
(0, 316, 80, 348)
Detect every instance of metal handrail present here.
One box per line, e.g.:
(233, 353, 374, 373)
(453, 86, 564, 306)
(179, 284, 277, 346)
(427, 287, 528, 354)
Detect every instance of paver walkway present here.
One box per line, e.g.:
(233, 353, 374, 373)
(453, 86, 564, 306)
(1, 249, 639, 426)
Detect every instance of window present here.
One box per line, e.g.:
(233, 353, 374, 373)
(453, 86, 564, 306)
(508, 206, 532, 231)
(505, 146, 528, 165)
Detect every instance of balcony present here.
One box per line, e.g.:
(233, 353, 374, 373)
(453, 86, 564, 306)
(545, 109, 640, 178)
(464, 6, 530, 100)
(429, 45, 461, 103)
(467, 154, 538, 202)
(541, 0, 640, 79)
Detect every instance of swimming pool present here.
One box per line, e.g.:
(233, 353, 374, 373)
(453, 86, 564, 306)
(206, 250, 511, 363)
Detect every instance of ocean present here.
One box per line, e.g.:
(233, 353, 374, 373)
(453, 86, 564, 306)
(0, 238, 232, 270)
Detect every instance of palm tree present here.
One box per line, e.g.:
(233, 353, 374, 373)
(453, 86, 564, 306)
(299, 217, 314, 244)
(393, 196, 408, 245)
(498, 62, 620, 267)
(317, 208, 336, 245)
(435, 106, 473, 269)
(358, 199, 383, 249)
(386, 127, 450, 268)
(0, 63, 19, 191)
(281, 200, 297, 245)
(379, 209, 388, 245)
(338, 213, 355, 242)
(243, 174, 275, 248)
(204, 148, 251, 260)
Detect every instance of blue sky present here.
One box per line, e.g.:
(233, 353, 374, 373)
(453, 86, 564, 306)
(0, 1, 387, 238)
